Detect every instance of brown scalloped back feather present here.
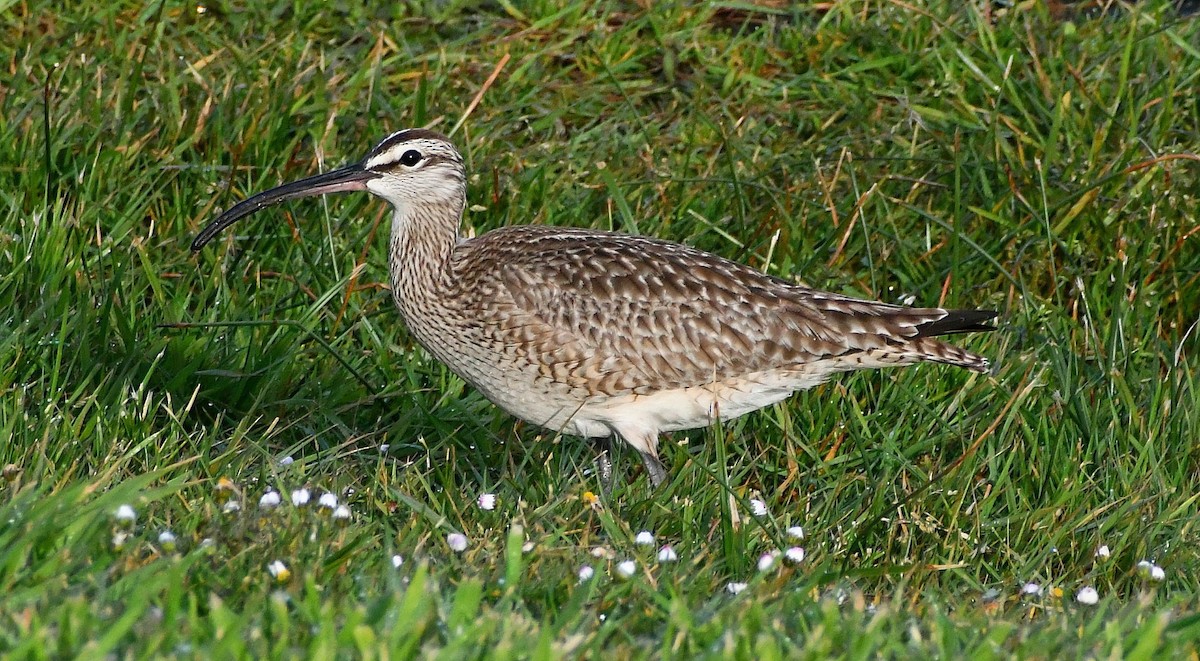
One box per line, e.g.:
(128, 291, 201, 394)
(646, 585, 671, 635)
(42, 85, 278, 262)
(442, 226, 996, 401)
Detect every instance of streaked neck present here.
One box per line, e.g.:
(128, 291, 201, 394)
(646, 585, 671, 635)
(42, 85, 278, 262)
(387, 198, 464, 312)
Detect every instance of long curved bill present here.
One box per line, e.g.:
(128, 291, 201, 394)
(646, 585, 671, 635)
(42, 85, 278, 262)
(191, 162, 378, 252)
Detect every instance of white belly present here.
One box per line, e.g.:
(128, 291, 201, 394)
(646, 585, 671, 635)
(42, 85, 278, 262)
(476, 367, 834, 440)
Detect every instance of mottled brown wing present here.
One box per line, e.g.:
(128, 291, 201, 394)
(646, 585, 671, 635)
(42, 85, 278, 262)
(458, 225, 951, 397)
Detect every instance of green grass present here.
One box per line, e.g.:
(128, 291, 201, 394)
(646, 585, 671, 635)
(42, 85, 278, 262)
(3, 0, 1200, 656)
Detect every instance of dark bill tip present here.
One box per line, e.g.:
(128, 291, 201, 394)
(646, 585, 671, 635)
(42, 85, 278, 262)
(191, 162, 377, 252)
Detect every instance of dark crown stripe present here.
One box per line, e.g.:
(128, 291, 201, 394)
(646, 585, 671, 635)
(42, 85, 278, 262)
(371, 128, 451, 156)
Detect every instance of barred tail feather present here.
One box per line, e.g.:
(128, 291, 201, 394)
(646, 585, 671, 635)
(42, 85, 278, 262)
(903, 336, 991, 372)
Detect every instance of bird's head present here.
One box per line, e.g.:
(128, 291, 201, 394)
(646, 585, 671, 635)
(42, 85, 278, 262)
(191, 128, 465, 251)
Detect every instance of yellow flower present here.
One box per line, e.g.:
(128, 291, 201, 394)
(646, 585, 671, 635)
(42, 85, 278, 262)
(268, 560, 291, 583)
(215, 477, 238, 503)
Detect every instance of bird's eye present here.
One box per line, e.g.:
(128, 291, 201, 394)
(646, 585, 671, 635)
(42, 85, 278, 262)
(399, 150, 422, 167)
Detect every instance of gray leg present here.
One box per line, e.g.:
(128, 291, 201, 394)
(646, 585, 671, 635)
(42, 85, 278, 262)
(639, 450, 667, 488)
(605, 424, 667, 489)
(592, 437, 614, 494)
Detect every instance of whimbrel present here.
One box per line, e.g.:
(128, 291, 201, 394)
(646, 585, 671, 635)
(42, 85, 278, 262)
(193, 129, 996, 487)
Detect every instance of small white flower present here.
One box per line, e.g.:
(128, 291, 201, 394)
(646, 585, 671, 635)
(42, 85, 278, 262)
(391, 554, 404, 569)
(267, 560, 290, 582)
(757, 552, 777, 572)
(477, 493, 497, 510)
(657, 545, 678, 562)
(1095, 545, 1111, 559)
(616, 560, 637, 578)
(749, 499, 768, 517)
(447, 533, 468, 552)
(157, 530, 177, 551)
(279, 456, 294, 466)
(332, 505, 351, 520)
(521, 541, 535, 553)
(111, 531, 130, 550)
(259, 490, 281, 508)
(726, 582, 748, 595)
(379, 444, 390, 453)
(578, 565, 595, 582)
(591, 546, 612, 559)
(786, 525, 805, 540)
(1136, 559, 1156, 578)
(784, 547, 806, 564)
(290, 488, 310, 506)
(1021, 582, 1043, 597)
(114, 504, 137, 525)
(318, 493, 338, 509)
(223, 500, 241, 513)
(634, 530, 655, 546)
(1076, 587, 1099, 605)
